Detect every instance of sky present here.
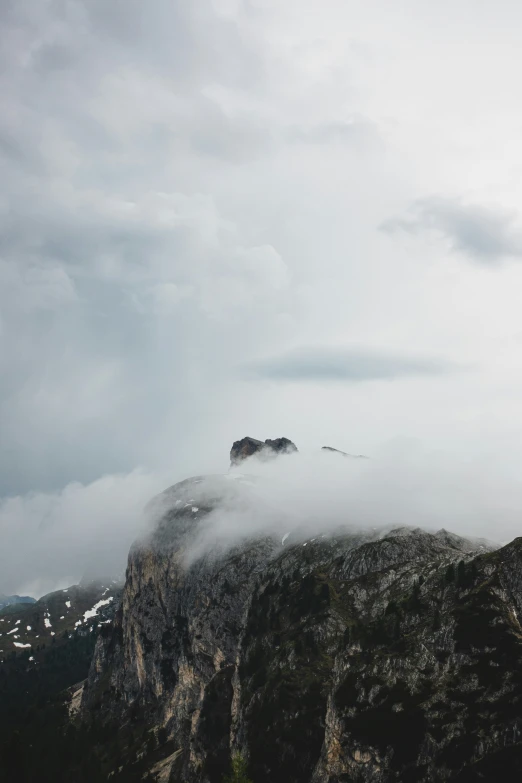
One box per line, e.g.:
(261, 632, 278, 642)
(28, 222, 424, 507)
(3, 0, 522, 594)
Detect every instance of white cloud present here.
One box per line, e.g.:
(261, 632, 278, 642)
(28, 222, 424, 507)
(0, 469, 168, 597)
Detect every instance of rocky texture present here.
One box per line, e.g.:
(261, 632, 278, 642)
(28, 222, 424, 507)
(230, 436, 297, 466)
(321, 446, 368, 459)
(79, 472, 522, 782)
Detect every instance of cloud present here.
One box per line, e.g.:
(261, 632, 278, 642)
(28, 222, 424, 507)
(382, 197, 522, 264)
(243, 345, 458, 382)
(286, 118, 378, 146)
(6, 440, 522, 597)
(0, 185, 290, 494)
(0, 469, 168, 598)
(158, 445, 522, 568)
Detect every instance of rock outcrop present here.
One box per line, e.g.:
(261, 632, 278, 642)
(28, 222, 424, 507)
(321, 446, 368, 459)
(76, 463, 522, 782)
(230, 436, 298, 466)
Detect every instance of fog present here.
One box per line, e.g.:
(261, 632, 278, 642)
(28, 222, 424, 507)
(4, 437, 522, 597)
(183, 445, 518, 563)
(0, 469, 168, 598)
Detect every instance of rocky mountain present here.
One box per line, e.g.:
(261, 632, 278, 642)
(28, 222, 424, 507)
(74, 463, 522, 783)
(4, 439, 522, 782)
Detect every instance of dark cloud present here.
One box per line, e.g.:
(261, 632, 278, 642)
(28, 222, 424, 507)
(382, 197, 522, 263)
(244, 346, 458, 382)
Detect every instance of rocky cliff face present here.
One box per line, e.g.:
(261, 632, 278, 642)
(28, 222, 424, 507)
(80, 469, 522, 782)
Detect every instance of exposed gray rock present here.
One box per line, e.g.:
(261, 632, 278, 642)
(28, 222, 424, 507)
(230, 436, 297, 466)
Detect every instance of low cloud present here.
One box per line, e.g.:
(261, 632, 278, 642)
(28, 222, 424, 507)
(382, 197, 522, 264)
(0, 470, 168, 598)
(243, 345, 458, 382)
(6, 440, 522, 597)
(174, 445, 522, 566)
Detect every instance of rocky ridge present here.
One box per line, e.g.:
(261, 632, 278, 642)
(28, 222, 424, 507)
(321, 446, 368, 459)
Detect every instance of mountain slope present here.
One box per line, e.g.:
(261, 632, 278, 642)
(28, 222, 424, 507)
(0, 579, 122, 661)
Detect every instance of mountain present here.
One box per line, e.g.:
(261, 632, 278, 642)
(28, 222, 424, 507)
(4, 441, 522, 781)
(76, 471, 522, 782)
(0, 578, 123, 661)
(0, 594, 36, 611)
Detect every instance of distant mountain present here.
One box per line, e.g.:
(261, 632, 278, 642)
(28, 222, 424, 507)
(321, 445, 368, 458)
(0, 578, 123, 660)
(0, 594, 36, 610)
(0, 578, 124, 783)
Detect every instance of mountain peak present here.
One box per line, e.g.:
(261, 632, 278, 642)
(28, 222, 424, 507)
(230, 436, 298, 466)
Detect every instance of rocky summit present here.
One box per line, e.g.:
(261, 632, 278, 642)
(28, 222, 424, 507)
(5, 441, 522, 783)
(230, 436, 298, 465)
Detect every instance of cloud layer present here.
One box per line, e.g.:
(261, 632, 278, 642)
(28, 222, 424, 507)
(4, 1, 522, 591)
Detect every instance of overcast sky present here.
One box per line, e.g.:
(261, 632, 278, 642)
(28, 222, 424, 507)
(3, 0, 522, 594)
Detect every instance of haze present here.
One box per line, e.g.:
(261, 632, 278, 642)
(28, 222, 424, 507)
(3, 1, 522, 594)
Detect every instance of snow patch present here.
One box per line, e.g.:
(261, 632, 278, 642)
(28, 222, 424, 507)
(13, 642, 31, 648)
(65, 600, 71, 608)
(282, 532, 290, 545)
(44, 618, 52, 628)
(83, 597, 113, 622)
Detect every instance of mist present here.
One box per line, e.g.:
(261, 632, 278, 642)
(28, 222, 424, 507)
(0, 469, 169, 598)
(172, 443, 522, 566)
(4, 436, 522, 598)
